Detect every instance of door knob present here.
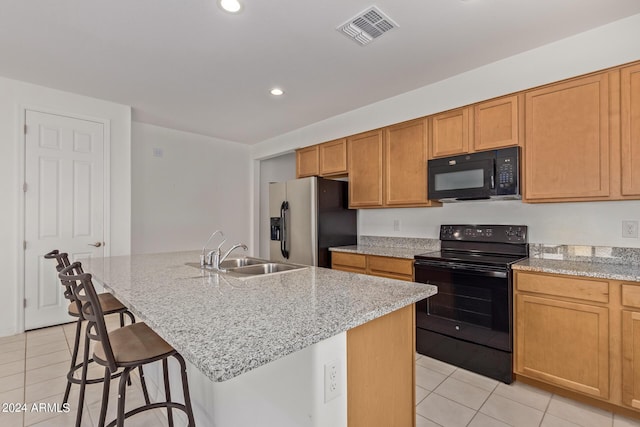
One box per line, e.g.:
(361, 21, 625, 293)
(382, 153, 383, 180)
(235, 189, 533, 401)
(89, 242, 103, 247)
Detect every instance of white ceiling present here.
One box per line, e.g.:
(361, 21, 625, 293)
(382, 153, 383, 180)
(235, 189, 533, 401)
(2, 1, 640, 144)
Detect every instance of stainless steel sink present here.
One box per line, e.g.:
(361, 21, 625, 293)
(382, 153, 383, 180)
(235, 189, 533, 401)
(226, 262, 305, 276)
(218, 257, 266, 269)
(186, 258, 306, 278)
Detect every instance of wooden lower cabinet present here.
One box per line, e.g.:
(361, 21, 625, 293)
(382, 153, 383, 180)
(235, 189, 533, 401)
(515, 294, 609, 398)
(332, 252, 413, 282)
(331, 252, 366, 274)
(347, 304, 415, 427)
(515, 271, 640, 417)
(622, 310, 640, 409)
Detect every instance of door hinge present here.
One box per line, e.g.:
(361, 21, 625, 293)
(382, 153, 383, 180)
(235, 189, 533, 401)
(23, 298, 27, 308)
(23, 241, 27, 250)
(23, 183, 27, 192)
(24, 124, 27, 135)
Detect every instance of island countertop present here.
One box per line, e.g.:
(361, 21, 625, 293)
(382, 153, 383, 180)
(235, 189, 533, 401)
(83, 251, 437, 383)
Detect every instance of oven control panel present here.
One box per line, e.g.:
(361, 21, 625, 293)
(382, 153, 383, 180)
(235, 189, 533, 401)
(440, 224, 527, 243)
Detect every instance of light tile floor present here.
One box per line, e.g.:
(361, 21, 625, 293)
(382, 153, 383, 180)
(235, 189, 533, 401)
(3, 322, 640, 427)
(0, 317, 166, 427)
(415, 353, 640, 427)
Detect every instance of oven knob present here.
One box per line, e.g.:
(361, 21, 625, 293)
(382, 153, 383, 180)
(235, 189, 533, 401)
(455, 325, 460, 331)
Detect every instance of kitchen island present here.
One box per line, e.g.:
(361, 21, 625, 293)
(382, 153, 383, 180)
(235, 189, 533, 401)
(84, 251, 436, 427)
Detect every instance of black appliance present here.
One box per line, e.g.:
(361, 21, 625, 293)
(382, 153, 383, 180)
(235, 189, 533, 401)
(428, 147, 520, 202)
(414, 224, 528, 383)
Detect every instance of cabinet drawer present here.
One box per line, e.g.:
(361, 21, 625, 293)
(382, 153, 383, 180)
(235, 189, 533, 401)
(332, 252, 366, 270)
(516, 271, 609, 303)
(367, 256, 413, 277)
(622, 283, 640, 309)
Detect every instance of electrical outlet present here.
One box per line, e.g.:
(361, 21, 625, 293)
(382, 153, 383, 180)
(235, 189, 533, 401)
(622, 220, 639, 238)
(393, 219, 400, 232)
(324, 360, 341, 403)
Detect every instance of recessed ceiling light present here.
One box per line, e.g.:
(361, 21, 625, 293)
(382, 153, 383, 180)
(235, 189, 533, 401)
(219, 0, 242, 13)
(270, 88, 284, 96)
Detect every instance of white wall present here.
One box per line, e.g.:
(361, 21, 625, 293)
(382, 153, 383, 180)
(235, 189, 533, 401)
(131, 123, 252, 255)
(258, 153, 297, 258)
(252, 13, 640, 249)
(0, 76, 131, 337)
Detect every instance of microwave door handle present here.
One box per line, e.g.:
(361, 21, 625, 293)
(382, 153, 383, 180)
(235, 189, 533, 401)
(490, 164, 496, 189)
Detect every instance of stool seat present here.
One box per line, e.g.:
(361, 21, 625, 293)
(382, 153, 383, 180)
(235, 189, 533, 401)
(68, 292, 126, 316)
(94, 323, 174, 366)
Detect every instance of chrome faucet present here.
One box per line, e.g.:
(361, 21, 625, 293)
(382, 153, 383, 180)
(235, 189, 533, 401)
(201, 230, 225, 267)
(216, 243, 248, 271)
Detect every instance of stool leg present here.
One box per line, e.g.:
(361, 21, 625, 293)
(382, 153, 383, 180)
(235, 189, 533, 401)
(64, 317, 82, 405)
(117, 368, 131, 427)
(138, 365, 150, 405)
(75, 332, 91, 427)
(98, 367, 111, 427)
(163, 358, 174, 427)
(119, 312, 124, 328)
(175, 353, 196, 427)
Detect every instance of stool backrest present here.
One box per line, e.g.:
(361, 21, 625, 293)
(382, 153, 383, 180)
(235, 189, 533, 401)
(44, 250, 77, 308)
(58, 262, 118, 373)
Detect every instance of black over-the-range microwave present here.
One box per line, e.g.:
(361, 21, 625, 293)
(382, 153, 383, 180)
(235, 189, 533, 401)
(427, 146, 520, 202)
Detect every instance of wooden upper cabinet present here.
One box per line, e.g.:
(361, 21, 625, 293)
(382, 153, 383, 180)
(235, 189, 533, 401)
(621, 63, 640, 196)
(319, 138, 348, 176)
(384, 118, 430, 207)
(524, 72, 611, 201)
(430, 107, 471, 158)
(348, 129, 384, 208)
(296, 145, 319, 178)
(473, 94, 522, 151)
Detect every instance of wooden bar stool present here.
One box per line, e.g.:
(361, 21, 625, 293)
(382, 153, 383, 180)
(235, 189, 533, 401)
(45, 250, 150, 427)
(59, 262, 196, 427)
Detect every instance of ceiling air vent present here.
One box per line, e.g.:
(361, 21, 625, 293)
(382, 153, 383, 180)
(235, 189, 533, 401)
(337, 6, 398, 46)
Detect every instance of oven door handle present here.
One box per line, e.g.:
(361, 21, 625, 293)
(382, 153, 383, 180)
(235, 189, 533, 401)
(414, 261, 508, 279)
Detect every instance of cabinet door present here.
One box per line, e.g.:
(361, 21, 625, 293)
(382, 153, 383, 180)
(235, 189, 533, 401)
(348, 305, 415, 427)
(319, 138, 348, 176)
(515, 294, 609, 398)
(474, 95, 521, 151)
(622, 310, 640, 409)
(430, 107, 470, 158)
(296, 145, 319, 178)
(348, 130, 384, 208)
(621, 63, 640, 196)
(384, 119, 429, 206)
(524, 73, 610, 201)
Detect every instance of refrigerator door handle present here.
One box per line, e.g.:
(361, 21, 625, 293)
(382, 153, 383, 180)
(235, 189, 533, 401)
(280, 201, 289, 259)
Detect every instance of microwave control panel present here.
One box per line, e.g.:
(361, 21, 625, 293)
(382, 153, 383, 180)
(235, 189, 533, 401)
(496, 148, 519, 195)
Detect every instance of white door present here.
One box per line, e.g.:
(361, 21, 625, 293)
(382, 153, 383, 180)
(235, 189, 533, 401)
(24, 110, 105, 330)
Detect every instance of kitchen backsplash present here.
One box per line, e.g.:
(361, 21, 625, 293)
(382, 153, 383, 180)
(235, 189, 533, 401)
(358, 236, 440, 251)
(528, 244, 640, 265)
(358, 236, 640, 266)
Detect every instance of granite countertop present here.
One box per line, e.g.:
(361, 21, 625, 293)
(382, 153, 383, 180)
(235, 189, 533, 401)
(83, 251, 436, 383)
(330, 236, 440, 260)
(513, 258, 640, 282)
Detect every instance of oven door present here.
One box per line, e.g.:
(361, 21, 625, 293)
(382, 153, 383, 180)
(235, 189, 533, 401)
(414, 260, 511, 352)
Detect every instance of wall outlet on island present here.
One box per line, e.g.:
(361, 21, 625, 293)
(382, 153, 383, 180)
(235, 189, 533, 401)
(324, 360, 341, 403)
(622, 220, 639, 238)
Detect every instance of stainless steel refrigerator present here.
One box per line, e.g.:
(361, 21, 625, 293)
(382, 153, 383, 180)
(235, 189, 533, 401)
(269, 177, 357, 267)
